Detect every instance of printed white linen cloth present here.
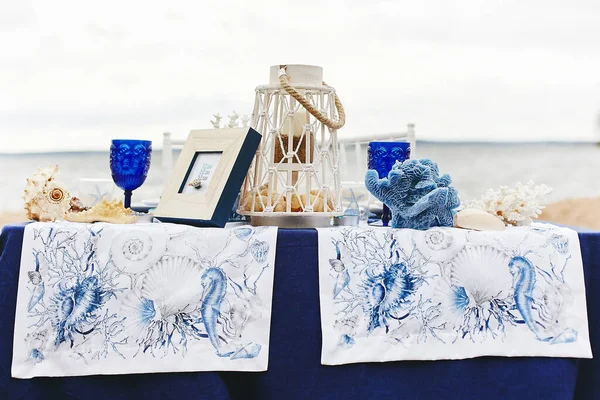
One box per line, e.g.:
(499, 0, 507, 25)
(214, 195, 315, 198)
(12, 222, 277, 378)
(318, 223, 592, 365)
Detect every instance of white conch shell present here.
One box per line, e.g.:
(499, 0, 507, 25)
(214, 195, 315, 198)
(454, 208, 505, 231)
(23, 165, 71, 222)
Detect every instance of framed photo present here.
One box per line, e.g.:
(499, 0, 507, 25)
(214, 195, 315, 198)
(154, 127, 261, 227)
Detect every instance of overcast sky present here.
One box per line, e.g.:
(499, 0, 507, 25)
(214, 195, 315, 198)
(1, 0, 599, 153)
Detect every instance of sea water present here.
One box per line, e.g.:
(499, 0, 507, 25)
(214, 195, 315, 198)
(1, 142, 599, 213)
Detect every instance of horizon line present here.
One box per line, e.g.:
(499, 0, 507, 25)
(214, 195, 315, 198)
(0, 139, 598, 155)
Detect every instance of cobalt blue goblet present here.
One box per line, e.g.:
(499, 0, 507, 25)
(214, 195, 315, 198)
(110, 139, 152, 209)
(367, 141, 411, 226)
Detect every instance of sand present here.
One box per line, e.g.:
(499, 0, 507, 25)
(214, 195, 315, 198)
(539, 197, 600, 230)
(1, 199, 599, 230)
(0, 211, 26, 228)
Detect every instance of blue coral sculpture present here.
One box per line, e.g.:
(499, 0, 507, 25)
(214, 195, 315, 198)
(365, 158, 460, 230)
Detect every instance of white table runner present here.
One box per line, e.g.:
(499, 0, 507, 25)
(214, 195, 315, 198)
(13, 222, 277, 378)
(318, 224, 592, 365)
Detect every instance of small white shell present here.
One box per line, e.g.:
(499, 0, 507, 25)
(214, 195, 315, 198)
(454, 209, 505, 231)
(424, 228, 453, 250)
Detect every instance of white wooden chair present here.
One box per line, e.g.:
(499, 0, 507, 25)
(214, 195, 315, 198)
(338, 123, 416, 182)
(163, 123, 416, 179)
(338, 123, 416, 215)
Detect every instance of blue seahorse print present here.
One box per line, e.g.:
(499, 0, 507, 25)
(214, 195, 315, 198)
(509, 256, 577, 344)
(201, 267, 233, 357)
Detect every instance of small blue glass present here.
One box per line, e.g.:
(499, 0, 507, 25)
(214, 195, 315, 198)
(367, 141, 411, 226)
(110, 139, 152, 209)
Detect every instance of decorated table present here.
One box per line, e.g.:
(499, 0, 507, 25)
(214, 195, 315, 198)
(4, 63, 598, 399)
(1, 222, 599, 400)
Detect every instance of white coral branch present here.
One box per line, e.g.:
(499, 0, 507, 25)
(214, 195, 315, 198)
(469, 181, 552, 226)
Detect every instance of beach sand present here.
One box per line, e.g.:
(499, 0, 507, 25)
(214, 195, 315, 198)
(539, 198, 600, 230)
(1, 199, 598, 230)
(0, 211, 26, 229)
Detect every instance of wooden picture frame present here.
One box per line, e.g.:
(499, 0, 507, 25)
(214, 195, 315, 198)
(154, 127, 261, 227)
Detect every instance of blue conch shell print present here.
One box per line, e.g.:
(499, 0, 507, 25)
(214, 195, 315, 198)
(16, 223, 276, 377)
(321, 225, 588, 363)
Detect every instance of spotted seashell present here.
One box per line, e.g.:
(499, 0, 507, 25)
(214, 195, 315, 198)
(550, 234, 569, 254)
(28, 270, 42, 285)
(250, 240, 269, 264)
(424, 228, 453, 250)
(233, 227, 253, 241)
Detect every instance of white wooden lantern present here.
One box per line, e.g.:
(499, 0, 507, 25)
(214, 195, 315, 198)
(239, 65, 346, 227)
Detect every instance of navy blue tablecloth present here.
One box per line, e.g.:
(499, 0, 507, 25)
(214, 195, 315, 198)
(1, 224, 598, 400)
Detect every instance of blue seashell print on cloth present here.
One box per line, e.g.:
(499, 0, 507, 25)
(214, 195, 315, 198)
(317, 223, 592, 365)
(12, 222, 278, 378)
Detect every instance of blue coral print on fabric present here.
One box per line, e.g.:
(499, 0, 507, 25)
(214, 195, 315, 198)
(13, 223, 277, 378)
(319, 224, 591, 365)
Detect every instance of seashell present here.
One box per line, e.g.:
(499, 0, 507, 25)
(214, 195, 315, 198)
(338, 334, 355, 348)
(23, 166, 72, 222)
(242, 192, 285, 212)
(424, 227, 453, 250)
(233, 227, 253, 241)
(69, 197, 88, 213)
(549, 328, 578, 344)
(120, 291, 159, 340)
(550, 233, 569, 254)
(27, 283, 45, 312)
(249, 240, 269, 264)
(188, 179, 203, 189)
(435, 246, 512, 321)
(334, 316, 357, 336)
(29, 348, 44, 363)
(230, 342, 262, 359)
(139, 256, 205, 318)
(64, 199, 137, 224)
(454, 208, 505, 231)
(288, 193, 303, 212)
(28, 270, 42, 285)
(333, 269, 350, 298)
(300, 192, 334, 212)
(110, 229, 167, 274)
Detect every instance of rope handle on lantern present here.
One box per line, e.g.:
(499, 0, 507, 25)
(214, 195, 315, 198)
(278, 65, 346, 130)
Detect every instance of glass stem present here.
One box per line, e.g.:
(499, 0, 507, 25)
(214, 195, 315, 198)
(124, 190, 132, 209)
(382, 204, 391, 227)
